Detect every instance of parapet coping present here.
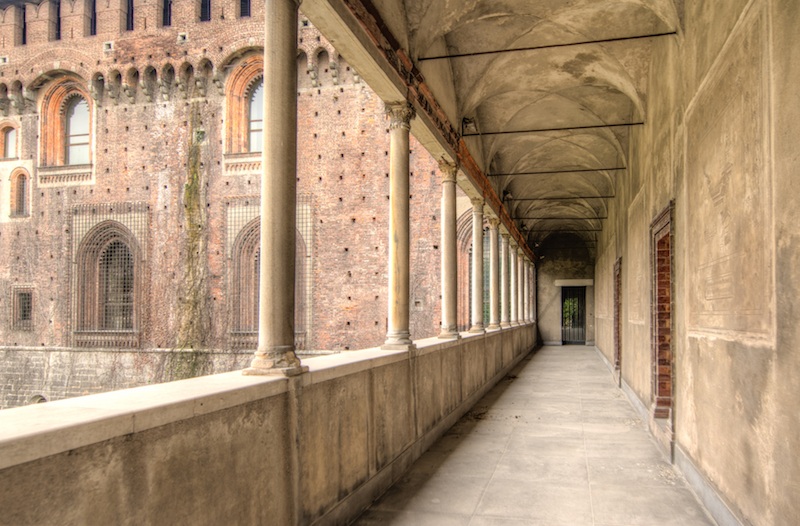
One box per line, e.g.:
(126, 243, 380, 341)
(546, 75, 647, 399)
(0, 324, 536, 472)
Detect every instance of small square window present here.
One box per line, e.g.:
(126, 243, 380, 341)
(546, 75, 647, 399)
(13, 288, 33, 330)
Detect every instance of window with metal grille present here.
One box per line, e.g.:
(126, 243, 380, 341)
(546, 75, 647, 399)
(467, 232, 492, 326)
(228, 198, 312, 350)
(240, 0, 250, 17)
(13, 288, 33, 330)
(66, 98, 90, 165)
(162, 0, 172, 26)
(2, 127, 16, 159)
(73, 212, 144, 348)
(248, 78, 263, 153)
(200, 0, 211, 21)
(126, 0, 134, 30)
(99, 240, 134, 330)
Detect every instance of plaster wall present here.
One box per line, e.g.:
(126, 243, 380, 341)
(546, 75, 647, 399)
(593, 0, 800, 523)
(0, 323, 537, 526)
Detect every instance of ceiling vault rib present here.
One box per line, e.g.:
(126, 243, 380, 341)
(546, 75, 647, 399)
(418, 31, 678, 61)
(464, 123, 643, 137)
(514, 217, 608, 220)
(489, 167, 626, 176)
(507, 196, 615, 200)
(526, 229, 603, 232)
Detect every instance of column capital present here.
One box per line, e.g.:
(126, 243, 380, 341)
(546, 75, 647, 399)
(488, 217, 500, 228)
(437, 160, 459, 183)
(501, 232, 510, 241)
(471, 197, 484, 209)
(384, 101, 415, 130)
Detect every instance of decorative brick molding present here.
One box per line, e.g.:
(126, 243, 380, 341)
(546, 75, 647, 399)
(222, 152, 261, 176)
(37, 164, 93, 186)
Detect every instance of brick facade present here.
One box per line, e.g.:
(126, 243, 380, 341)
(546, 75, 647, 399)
(0, 3, 443, 407)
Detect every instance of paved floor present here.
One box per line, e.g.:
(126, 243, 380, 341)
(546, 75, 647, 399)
(352, 346, 716, 526)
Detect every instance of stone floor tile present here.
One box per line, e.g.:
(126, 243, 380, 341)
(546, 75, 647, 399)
(350, 346, 715, 526)
(474, 481, 593, 524)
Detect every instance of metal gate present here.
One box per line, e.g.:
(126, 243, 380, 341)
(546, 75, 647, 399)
(562, 286, 586, 344)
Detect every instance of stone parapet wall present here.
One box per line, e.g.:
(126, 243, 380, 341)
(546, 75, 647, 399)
(0, 323, 536, 526)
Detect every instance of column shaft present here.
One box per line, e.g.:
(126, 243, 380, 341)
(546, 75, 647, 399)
(439, 161, 459, 338)
(469, 199, 485, 333)
(517, 249, 525, 325)
(246, 0, 304, 375)
(510, 246, 518, 326)
(383, 102, 415, 348)
(500, 234, 510, 328)
(487, 219, 500, 330)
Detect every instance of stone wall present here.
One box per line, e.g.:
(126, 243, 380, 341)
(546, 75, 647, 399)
(593, 0, 800, 523)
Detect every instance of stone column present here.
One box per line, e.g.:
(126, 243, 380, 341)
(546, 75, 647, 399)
(487, 218, 500, 330)
(522, 258, 531, 323)
(438, 161, 459, 339)
(469, 198, 485, 333)
(245, 0, 306, 376)
(510, 242, 518, 326)
(500, 233, 510, 328)
(517, 248, 525, 325)
(382, 101, 415, 349)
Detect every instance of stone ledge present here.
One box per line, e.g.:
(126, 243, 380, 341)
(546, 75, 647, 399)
(0, 370, 287, 471)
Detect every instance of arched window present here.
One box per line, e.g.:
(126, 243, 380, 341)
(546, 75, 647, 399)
(223, 54, 262, 154)
(41, 78, 92, 167)
(66, 98, 90, 165)
(75, 221, 140, 347)
(10, 169, 28, 217)
(230, 217, 306, 349)
(1, 127, 16, 159)
(247, 79, 263, 153)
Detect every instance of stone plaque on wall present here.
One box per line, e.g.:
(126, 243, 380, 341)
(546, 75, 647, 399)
(686, 10, 772, 340)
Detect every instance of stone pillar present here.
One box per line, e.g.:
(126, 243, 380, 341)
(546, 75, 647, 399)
(469, 198, 485, 334)
(500, 233, 510, 328)
(510, 243, 518, 326)
(245, 0, 306, 376)
(438, 161, 459, 339)
(517, 248, 525, 325)
(522, 258, 531, 323)
(487, 218, 500, 330)
(382, 101, 415, 349)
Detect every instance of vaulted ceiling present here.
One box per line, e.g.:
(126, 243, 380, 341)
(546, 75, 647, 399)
(304, 0, 681, 254)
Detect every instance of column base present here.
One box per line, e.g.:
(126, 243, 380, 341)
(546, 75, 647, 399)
(243, 348, 307, 376)
(486, 324, 501, 331)
(468, 325, 485, 334)
(438, 331, 461, 340)
(510, 321, 520, 327)
(500, 322, 511, 328)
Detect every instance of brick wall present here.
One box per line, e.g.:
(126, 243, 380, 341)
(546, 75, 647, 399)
(0, 6, 443, 407)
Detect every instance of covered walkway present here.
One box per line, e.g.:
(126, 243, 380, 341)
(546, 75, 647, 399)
(354, 346, 715, 526)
